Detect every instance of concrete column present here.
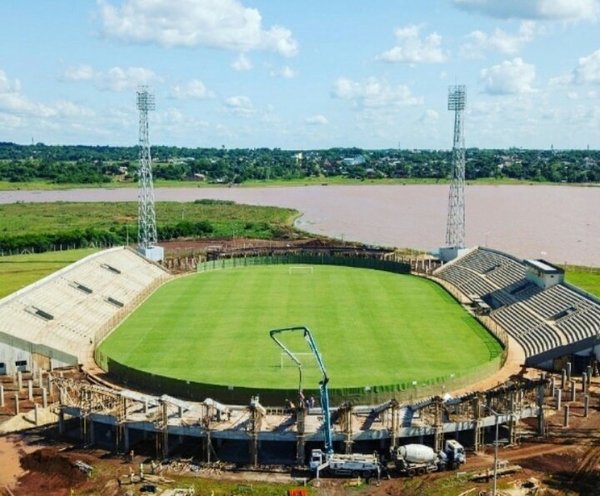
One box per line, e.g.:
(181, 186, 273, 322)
(296, 407, 306, 466)
(584, 394, 590, 418)
(566, 362, 572, 381)
(89, 419, 95, 445)
(550, 377, 556, 397)
(563, 405, 570, 427)
(537, 383, 546, 437)
(250, 434, 258, 467)
(560, 369, 566, 390)
(587, 365, 593, 381)
(58, 408, 64, 435)
(42, 388, 48, 408)
(509, 392, 516, 445)
(17, 371, 23, 391)
(47, 375, 53, 397)
(205, 431, 212, 463)
(28, 380, 33, 401)
(582, 373, 588, 394)
(162, 402, 169, 459)
(123, 426, 130, 453)
(556, 389, 562, 411)
(570, 380, 576, 402)
(0, 385, 4, 408)
(15, 393, 19, 415)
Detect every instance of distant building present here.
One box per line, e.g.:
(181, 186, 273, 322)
(342, 155, 365, 166)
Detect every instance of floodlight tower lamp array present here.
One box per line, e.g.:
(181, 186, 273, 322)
(445, 85, 467, 249)
(136, 86, 158, 250)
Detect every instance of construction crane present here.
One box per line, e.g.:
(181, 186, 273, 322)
(270, 325, 333, 455)
(270, 326, 380, 479)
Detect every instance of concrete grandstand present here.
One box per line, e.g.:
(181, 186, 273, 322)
(0, 247, 169, 376)
(433, 246, 600, 369)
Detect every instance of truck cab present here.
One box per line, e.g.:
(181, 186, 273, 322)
(444, 439, 466, 468)
(309, 449, 327, 472)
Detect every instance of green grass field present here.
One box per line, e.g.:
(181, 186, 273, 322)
(99, 265, 502, 391)
(0, 248, 98, 298)
(565, 269, 600, 297)
(0, 201, 297, 237)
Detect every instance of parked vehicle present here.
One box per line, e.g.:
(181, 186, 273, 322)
(390, 440, 466, 476)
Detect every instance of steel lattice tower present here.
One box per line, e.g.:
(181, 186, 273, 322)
(445, 85, 466, 248)
(136, 86, 157, 250)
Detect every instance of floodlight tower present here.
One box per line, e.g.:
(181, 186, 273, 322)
(445, 85, 467, 249)
(136, 86, 162, 261)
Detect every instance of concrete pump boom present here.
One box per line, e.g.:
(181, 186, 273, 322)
(269, 326, 333, 455)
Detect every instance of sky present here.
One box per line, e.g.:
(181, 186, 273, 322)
(1, 0, 600, 150)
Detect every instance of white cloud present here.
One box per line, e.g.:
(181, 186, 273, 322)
(0, 70, 52, 117)
(377, 25, 447, 64)
(98, 0, 298, 57)
(269, 65, 296, 79)
(231, 53, 253, 72)
(53, 100, 95, 118)
(171, 80, 215, 99)
(0, 92, 54, 118)
(0, 69, 94, 119)
(62, 64, 95, 81)
(332, 77, 423, 107)
(549, 49, 600, 88)
(453, 0, 599, 20)
(305, 114, 328, 125)
(99, 66, 159, 91)
(573, 49, 600, 84)
(0, 71, 21, 93)
(480, 58, 536, 94)
(461, 21, 536, 58)
(225, 95, 254, 115)
(63, 65, 159, 92)
(419, 109, 439, 125)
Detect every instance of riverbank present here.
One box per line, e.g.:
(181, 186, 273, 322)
(2, 176, 599, 191)
(1, 184, 597, 266)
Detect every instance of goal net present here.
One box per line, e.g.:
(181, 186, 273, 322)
(288, 266, 314, 275)
(280, 352, 315, 369)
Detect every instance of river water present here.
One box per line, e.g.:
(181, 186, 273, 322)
(1, 184, 598, 267)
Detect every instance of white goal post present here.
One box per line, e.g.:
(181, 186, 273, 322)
(288, 266, 314, 275)
(280, 352, 315, 369)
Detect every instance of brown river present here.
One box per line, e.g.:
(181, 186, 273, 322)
(0, 184, 598, 267)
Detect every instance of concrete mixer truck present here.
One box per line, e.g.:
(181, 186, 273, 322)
(390, 440, 466, 476)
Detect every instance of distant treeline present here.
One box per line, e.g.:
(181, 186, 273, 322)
(1, 142, 599, 184)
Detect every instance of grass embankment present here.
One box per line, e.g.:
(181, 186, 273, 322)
(99, 265, 502, 390)
(0, 200, 300, 253)
(0, 248, 98, 298)
(565, 267, 600, 297)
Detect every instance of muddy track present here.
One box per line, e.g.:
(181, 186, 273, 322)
(573, 444, 600, 477)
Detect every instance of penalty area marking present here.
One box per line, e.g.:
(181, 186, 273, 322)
(288, 266, 314, 275)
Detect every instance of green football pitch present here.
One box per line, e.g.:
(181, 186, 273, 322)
(98, 265, 503, 391)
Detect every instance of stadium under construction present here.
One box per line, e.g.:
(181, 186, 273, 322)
(0, 242, 599, 468)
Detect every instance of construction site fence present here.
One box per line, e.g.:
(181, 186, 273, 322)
(95, 353, 504, 406)
(196, 254, 411, 274)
